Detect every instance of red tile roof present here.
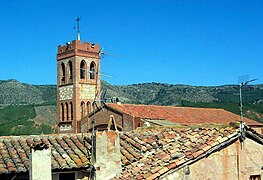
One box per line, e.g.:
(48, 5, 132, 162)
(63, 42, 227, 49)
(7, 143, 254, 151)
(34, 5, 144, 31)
(116, 126, 240, 179)
(106, 103, 261, 126)
(0, 134, 92, 175)
(0, 125, 261, 179)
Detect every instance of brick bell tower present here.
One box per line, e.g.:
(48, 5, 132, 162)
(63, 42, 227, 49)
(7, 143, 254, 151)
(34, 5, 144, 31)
(56, 40, 100, 133)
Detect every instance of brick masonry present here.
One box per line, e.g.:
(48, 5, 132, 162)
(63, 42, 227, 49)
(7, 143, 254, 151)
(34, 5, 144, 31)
(57, 40, 100, 133)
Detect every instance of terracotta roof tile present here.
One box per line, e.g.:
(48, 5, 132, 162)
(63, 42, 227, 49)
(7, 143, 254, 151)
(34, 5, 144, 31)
(106, 103, 261, 126)
(0, 133, 92, 174)
(116, 126, 240, 179)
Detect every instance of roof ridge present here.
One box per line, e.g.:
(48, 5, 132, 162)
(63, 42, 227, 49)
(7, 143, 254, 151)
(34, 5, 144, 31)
(0, 133, 92, 139)
(107, 103, 225, 111)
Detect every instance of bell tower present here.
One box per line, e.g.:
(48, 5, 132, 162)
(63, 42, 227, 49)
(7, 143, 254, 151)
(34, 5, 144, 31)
(56, 40, 100, 133)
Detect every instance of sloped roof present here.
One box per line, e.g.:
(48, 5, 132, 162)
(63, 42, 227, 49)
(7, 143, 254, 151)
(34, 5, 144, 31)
(116, 126, 240, 179)
(0, 125, 261, 179)
(106, 103, 261, 126)
(0, 134, 92, 175)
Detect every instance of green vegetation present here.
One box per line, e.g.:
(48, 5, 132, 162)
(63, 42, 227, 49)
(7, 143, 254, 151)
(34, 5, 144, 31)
(0, 105, 53, 135)
(0, 79, 262, 135)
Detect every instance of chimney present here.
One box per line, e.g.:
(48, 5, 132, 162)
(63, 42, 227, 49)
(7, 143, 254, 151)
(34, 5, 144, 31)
(95, 131, 122, 180)
(29, 142, 52, 180)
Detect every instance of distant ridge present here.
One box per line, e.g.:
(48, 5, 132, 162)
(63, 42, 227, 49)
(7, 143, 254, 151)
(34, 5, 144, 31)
(0, 79, 56, 105)
(1, 79, 263, 107)
(0, 79, 262, 132)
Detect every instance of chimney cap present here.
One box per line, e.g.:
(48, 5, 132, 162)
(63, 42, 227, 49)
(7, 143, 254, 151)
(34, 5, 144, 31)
(30, 142, 49, 151)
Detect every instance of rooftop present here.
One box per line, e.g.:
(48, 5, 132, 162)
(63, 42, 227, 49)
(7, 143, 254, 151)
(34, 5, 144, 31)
(118, 125, 240, 179)
(0, 124, 262, 179)
(106, 103, 262, 126)
(0, 133, 92, 175)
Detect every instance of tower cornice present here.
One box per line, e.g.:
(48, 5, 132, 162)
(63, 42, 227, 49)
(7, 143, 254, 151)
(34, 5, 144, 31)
(57, 40, 100, 60)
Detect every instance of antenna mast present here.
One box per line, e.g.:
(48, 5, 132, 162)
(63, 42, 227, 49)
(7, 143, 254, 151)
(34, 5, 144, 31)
(75, 17, 81, 40)
(238, 76, 257, 143)
(239, 78, 257, 123)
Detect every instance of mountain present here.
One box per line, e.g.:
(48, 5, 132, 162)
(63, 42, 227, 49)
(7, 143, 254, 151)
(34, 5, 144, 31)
(0, 79, 56, 106)
(0, 79, 262, 135)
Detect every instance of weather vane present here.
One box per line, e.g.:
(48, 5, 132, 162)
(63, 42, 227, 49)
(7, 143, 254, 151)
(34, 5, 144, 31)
(74, 17, 81, 40)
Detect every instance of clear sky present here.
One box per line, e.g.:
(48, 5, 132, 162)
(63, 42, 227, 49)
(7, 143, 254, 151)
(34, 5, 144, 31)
(0, 0, 262, 86)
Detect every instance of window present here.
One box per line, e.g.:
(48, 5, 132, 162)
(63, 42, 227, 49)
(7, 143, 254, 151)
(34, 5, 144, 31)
(59, 172, 76, 180)
(65, 102, 69, 121)
(81, 101, 85, 118)
(61, 103, 64, 121)
(90, 62, 96, 79)
(87, 101, 91, 114)
(67, 61, 73, 83)
(70, 102, 73, 120)
(80, 60, 86, 79)
(61, 63, 66, 84)
(250, 175, 261, 180)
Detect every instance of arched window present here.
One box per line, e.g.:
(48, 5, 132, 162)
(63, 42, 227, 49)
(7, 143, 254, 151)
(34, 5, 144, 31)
(92, 101, 97, 111)
(61, 103, 64, 121)
(67, 61, 73, 83)
(65, 102, 69, 121)
(70, 102, 73, 121)
(61, 63, 66, 84)
(87, 101, 91, 115)
(81, 101, 85, 118)
(90, 62, 96, 79)
(80, 60, 86, 79)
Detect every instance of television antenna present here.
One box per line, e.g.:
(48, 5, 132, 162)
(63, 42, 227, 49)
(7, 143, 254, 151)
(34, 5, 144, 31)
(238, 75, 257, 141)
(99, 47, 121, 59)
(90, 52, 120, 165)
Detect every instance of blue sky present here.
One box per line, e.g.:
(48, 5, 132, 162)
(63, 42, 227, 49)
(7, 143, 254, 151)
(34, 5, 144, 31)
(0, 0, 262, 86)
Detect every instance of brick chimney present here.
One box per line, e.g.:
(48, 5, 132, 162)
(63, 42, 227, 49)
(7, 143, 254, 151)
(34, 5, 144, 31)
(95, 131, 122, 180)
(29, 142, 51, 180)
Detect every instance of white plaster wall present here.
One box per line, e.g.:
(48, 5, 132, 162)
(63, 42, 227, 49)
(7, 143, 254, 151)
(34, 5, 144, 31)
(30, 148, 52, 180)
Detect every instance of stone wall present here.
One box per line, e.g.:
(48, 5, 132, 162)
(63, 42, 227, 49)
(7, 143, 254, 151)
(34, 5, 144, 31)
(59, 85, 73, 100)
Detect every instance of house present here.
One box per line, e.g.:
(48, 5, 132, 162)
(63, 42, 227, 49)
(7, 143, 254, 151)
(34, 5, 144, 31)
(115, 124, 263, 180)
(0, 134, 92, 180)
(0, 123, 263, 180)
(82, 103, 263, 133)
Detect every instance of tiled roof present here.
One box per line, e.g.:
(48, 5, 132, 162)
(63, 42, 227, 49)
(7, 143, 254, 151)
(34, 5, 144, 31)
(116, 126, 240, 179)
(0, 125, 260, 179)
(0, 134, 92, 175)
(106, 103, 261, 126)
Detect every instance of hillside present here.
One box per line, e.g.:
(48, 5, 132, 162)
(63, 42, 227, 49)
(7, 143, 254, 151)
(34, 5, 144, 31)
(0, 79, 56, 106)
(0, 79, 262, 135)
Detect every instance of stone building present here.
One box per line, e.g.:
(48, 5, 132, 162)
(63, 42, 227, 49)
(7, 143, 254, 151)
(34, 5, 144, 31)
(82, 103, 263, 133)
(56, 40, 101, 133)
